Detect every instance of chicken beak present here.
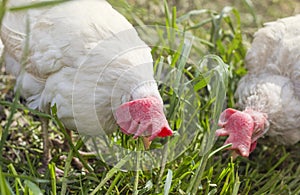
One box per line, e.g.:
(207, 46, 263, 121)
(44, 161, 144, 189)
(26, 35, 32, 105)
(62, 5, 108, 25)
(143, 137, 152, 150)
(231, 151, 239, 160)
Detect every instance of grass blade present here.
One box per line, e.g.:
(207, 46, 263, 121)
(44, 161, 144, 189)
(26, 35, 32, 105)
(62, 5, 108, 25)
(9, 0, 67, 11)
(164, 169, 173, 195)
(133, 150, 141, 195)
(48, 163, 57, 195)
(90, 154, 131, 195)
(0, 166, 13, 195)
(7, 164, 24, 193)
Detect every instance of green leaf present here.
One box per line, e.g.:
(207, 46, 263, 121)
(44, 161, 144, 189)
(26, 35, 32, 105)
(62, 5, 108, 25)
(193, 74, 210, 91)
(24, 180, 43, 195)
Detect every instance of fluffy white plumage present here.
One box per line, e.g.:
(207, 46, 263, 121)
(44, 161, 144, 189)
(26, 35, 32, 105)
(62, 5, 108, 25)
(235, 15, 300, 145)
(1, 0, 169, 137)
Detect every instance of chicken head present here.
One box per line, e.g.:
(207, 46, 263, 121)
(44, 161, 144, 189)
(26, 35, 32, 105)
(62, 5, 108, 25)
(216, 108, 269, 157)
(115, 96, 173, 148)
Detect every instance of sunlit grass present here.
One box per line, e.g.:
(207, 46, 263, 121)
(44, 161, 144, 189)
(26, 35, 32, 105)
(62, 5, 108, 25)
(0, 0, 299, 195)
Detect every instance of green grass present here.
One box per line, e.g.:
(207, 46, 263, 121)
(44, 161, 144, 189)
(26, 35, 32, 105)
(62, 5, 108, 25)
(0, 0, 300, 194)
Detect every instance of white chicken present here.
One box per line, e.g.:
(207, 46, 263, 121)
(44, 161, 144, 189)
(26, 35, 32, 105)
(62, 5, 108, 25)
(1, 0, 173, 169)
(216, 15, 300, 157)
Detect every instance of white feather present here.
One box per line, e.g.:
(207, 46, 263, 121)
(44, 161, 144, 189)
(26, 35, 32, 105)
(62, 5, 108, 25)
(1, 0, 161, 135)
(236, 15, 300, 145)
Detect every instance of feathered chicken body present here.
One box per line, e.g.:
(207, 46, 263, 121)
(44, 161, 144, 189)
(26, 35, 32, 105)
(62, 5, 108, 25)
(217, 15, 300, 156)
(2, 0, 172, 143)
